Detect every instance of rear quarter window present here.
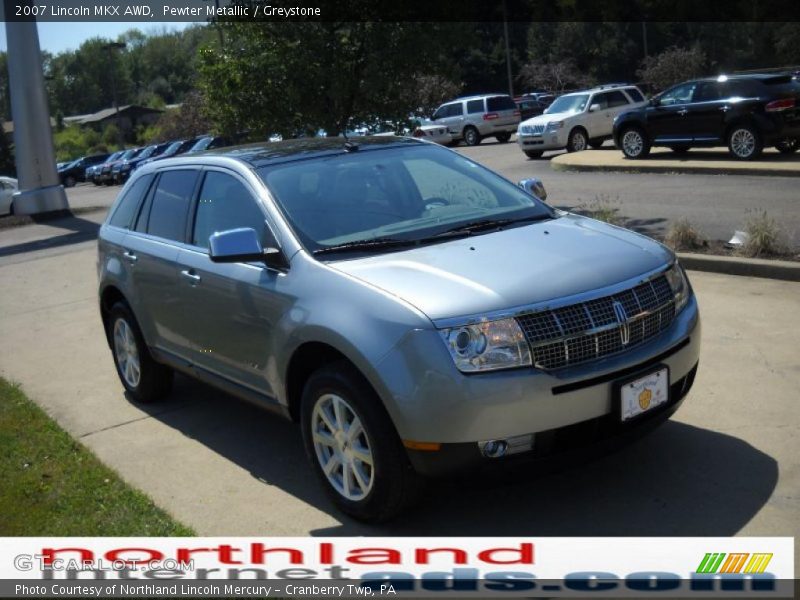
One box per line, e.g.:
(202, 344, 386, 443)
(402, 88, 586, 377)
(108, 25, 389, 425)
(466, 99, 484, 114)
(487, 96, 517, 111)
(109, 175, 153, 229)
(625, 88, 645, 102)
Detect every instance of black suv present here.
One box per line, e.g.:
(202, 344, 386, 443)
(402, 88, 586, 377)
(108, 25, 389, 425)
(58, 153, 109, 187)
(613, 73, 800, 160)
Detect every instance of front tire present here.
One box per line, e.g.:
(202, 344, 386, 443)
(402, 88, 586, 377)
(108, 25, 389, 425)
(495, 132, 512, 143)
(462, 126, 481, 146)
(619, 126, 651, 159)
(524, 150, 544, 159)
(300, 361, 421, 522)
(728, 124, 763, 160)
(775, 138, 800, 154)
(108, 302, 173, 403)
(64, 175, 76, 188)
(566, 128, 588, 152)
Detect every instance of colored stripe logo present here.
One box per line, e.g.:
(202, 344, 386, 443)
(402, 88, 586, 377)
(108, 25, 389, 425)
(696, 552, 773, 574)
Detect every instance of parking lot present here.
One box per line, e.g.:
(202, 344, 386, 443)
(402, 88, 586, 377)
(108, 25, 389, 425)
(0, 147, 798, 563)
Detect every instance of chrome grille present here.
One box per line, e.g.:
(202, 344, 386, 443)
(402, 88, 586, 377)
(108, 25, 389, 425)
(520, 124, 545, 136)
(516, 273, 675, 370)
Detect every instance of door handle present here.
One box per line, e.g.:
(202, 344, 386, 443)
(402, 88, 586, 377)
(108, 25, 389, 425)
(122, 250, 137, 263)
(180, 269, 201, 284)
(677, 109, 688, 116)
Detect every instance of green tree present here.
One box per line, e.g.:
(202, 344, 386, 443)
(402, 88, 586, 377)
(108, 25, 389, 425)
(637, 46, 707, 92)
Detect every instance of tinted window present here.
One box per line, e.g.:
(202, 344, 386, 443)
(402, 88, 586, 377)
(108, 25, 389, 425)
(487, 96, 516, 111)
(145, 170, 197, 242)
(625, 88, 644, 102)
(109, 175, 153, 229)
(693, 82, 721, 102)
(446, 103, 463, 117)
(605, 90, 630, 108)
(726, 80, 760, 97)
(192, 172, 268, 248)
(590, 93, 609, 110)
(466, 99, 484, 114)
(659, 83, 697, 106)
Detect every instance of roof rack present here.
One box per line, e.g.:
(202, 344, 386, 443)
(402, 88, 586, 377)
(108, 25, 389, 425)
(595, 83, 631, 90)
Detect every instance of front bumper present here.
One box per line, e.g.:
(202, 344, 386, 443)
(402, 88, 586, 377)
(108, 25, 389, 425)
(374, 294, 700, 472)
(517, 128, 569, 151)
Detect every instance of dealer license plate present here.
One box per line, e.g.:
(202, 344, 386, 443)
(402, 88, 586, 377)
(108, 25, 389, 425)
(619, 367, 669, 422)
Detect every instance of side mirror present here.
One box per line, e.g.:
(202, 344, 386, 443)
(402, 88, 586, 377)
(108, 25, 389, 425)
(209, 227, 288, 270)
(518, 178, 547, 202)
(589, 103, 601, 112)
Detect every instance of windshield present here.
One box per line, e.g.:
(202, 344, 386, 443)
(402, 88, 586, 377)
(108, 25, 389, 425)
(119, 149, 138, 160)
(258, 144, 554, 255)
(162, 142, 182, 156)
(545, 94, 589, 114)
(138, 145, 157, 160)
(188, 137, 212, 153)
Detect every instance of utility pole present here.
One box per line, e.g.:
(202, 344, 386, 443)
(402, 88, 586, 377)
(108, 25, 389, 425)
(102, 42, 127, 149)
(503, 0, 513, 97)
(642, 21, 648, 58)
(4, 15, 68, 215)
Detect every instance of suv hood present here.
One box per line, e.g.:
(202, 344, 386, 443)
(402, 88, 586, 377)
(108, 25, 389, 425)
(330, 214, 672, 322)
(522, 111, 574, 125)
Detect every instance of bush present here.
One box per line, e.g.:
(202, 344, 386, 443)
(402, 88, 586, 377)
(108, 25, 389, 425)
(740, 210, 786, 258)
(637, 46, 707, 92)
(665, 218, 705, 251)
(578, 194, 625, 226)
(53, 125, 102, 162)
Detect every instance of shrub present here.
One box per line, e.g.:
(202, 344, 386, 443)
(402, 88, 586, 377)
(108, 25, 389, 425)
(665, 218, 705, 251)
(740, 210, 786, 258)
(578, 194, 625, 226)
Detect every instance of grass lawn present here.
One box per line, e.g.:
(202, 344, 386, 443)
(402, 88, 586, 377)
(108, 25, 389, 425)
(0, 377, 194, 536)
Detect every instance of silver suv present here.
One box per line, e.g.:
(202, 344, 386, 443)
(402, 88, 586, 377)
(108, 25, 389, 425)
(431, 94, 521, 146)
(98, 137, 700, 521)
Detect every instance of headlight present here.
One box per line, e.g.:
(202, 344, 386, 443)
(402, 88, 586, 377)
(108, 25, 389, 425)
(440, 318, 531, 373)
(547, 121, 564, 131)
(665, 261, 690, 313)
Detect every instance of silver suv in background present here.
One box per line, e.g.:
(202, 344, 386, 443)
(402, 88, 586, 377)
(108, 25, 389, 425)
(98, 137, 700, 521)
(517, 84, 647, 158)
(432, 94, 521, 146)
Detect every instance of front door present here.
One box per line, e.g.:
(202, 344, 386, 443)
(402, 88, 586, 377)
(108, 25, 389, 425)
(683, 81, 727, 143)
(648, 82, 698, 143)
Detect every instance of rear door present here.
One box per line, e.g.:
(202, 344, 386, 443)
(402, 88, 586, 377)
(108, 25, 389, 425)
(684, 81, 727, 143)
(124, 168, 200, 360)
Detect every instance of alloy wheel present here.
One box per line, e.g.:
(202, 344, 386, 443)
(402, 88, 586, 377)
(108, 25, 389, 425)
(622, 130, 644, 157)
(571, 131, 587, 152)
(113, 318, 141, 388)
(311, 393, 374, 501)
(730, 128, 756, 158)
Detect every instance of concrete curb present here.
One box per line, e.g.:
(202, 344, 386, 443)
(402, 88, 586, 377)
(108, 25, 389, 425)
(551, 154, 800, 178)
(678, 252, 800, 282)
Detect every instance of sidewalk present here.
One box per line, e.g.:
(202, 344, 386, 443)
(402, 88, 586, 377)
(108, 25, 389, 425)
(551, 146, 800, 177)
(0, 223, 798, 555)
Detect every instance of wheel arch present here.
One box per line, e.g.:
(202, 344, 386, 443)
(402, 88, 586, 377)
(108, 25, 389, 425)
(99, 284, 129, 347)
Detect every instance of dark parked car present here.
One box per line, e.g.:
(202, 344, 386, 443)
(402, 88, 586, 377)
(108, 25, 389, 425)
(613, 73, 800, 160)
(185, 135, 232, 154)
(97, 148, 143, 185)
(58, 153, 109, 187)
(113, 143, 171, 184)
(138, 138, 200, 168)
(516, 97, 552, 121)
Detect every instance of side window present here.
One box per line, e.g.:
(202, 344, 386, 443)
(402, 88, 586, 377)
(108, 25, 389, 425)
(447, 103, 464, 117)
(591, 93, 609, 110)
(726, 80, 757, 98)
(693, 82, 721, 102)
(109, 175, 153, 229)
(466, 99, 484, 114)
(487, 96, 516, 111)
(626, 88, 645, 103)
(192, 172, 268, 249)
(605, 90, 630, 108)
(659, 83, 697, 106)
(145, 170, 197, 242)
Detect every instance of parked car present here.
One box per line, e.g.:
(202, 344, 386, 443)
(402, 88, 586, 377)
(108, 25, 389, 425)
(516, 96, 552, 121)
(138, 138, 200, 169)
(113, 143, 170, 184)
(431, 94, 520, 146)
(97, 148, 142, 186)
(98, 136, 700, 521)
(58, 153, 109, 187)
(517, 84, 647, 158)
(0, 176, 18, 215)
(87, 151, 124, 185)
(185, 135, 231, 154)
(411, 119, 452, 144)
(613, 73, 800, 160)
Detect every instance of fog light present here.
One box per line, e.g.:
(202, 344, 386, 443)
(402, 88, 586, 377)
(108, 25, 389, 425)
(479, 439, 508, 458)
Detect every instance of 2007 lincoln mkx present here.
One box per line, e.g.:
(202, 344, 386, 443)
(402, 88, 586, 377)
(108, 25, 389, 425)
(97, 137, 700, 521)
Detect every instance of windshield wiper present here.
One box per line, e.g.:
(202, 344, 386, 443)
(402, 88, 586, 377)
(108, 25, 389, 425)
(313, 237, 418, 256)
(431, 213, 553, 237)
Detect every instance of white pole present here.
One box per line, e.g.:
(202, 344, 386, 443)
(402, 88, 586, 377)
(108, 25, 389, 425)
(4, 18, 69, 214)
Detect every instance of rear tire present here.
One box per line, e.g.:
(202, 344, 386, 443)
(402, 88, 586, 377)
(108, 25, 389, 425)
(619, 126, 651, 159)
(495, 132, 512, 143)
(108, 302, 173, 403)
(524, 150, 544, 159)
(462, 126, 481, 146)
(727, 124, 763, 160)
(300, 361, 422, 522)
(566, 128, 588, 152)
(775, 138, 800, 154)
